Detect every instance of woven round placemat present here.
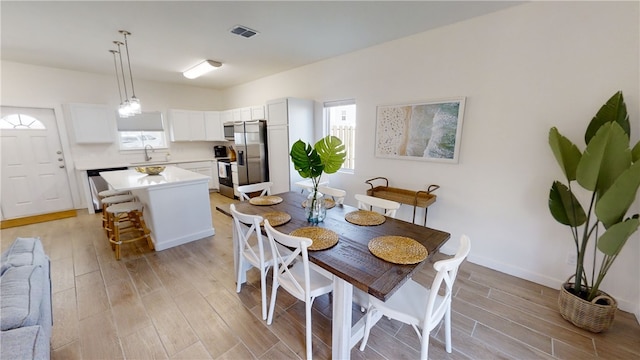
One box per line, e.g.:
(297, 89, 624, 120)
(290, 227, 339, 251)
(301, 198, 336, 209)
(260, 212, 291, 227)
(345, 210, 386, 226)
(368, 236, 428, 265)
(249, 195, 283, 206)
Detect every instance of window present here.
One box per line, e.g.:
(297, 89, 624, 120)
(0, 114, 45, 129)
(324, 99, 356, 171)
(117, 111, 167, 150)
(118, 131, 166, 149)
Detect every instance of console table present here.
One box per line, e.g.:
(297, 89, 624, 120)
(365, 177, 439, 226)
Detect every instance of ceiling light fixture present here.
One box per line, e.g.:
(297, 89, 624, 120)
(183, 60, 222, 79)
(110, 30, 141, 117)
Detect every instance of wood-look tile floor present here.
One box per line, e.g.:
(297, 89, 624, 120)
(1, 192, 638, 359)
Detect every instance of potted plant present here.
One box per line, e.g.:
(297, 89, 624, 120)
(548, 90, 640, 332)
(290, 135, 346, 223)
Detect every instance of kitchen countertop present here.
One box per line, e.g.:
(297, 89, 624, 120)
(99, 165, 210, 191)
(74, 157, 219, 171)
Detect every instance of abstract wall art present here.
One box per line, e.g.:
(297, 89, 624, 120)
(375, 97, 466, 163)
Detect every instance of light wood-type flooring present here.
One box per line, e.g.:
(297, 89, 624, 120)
(1, 192, 638, 359)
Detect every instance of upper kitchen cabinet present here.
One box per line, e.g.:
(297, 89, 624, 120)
(266, 99, 288, 126)
(169, 109, 206, 141)
(204, 111, 225, 141)
(229, 106, 266, 123)
(233, 108, 250, 122)
(220, 110, 233, 124)
(250, 106, 265, 120)
(67, 103, 115, 143)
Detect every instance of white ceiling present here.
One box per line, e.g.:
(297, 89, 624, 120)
(1, 1, 522, 90)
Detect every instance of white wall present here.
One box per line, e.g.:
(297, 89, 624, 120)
(224, 2, 640, 315)
(1, 2, 638, 317)
(1, 61, 223, 207)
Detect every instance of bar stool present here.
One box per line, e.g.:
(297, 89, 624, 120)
(101, 194, 135, 230)
(98, 189, 130, 199)
(105, 201, 153, 260)
(98, 189, 130, 222)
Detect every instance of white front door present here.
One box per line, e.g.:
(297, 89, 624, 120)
(0, 106, 74, 219)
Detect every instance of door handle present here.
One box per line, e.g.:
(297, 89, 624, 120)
(56, 151, 62, 154)
(58, 158, 64, 161)
(59, 165, 65, 169)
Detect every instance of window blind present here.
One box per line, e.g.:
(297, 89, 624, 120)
(324, 99, 356, 108)
(116, 111, 164, 131)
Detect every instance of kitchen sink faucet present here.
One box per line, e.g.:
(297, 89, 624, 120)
(144, 144, 154, 161)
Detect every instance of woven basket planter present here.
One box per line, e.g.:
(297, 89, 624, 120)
(558, 277, 617, 333)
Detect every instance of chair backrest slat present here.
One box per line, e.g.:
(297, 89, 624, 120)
(355, 193, 400, 217)
(264, 219, 312, 300)
(230, 204, 267, 266)
(423, 235, 470, 328)
(318, 185, 346, 205)
(237, 181, 273, 201)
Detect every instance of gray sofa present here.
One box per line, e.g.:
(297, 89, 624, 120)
(0, 237, 52, 360)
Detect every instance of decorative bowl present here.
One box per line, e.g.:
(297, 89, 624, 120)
(135, 166, 165, 175)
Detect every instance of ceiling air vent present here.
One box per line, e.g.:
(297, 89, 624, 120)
(230, 25, 259, 38)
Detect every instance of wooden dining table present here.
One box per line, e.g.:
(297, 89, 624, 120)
(216, 191, 450, 359)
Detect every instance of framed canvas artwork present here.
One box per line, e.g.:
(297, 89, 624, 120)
(375, 97, 466, 163)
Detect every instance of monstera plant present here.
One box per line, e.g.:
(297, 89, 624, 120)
(549, 91, 640, 331)
(290, 135, 346, 222)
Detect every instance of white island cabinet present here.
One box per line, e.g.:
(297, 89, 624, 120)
(100, 166, 214, 251)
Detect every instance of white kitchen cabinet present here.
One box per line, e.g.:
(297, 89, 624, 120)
(169, 109, 206, 141)
(231, 162, 239, 197)
(204, 111, 224, 141)
(176, 161, 216, 190)
(227, 106, 265, 123)
(250, 105, 265, 120)
(67, 103, 115, 143)
(241, 108, 252, 121)
(220, 110, 233, 124)
(265, 100, 287, 126)
(266, 98, 314, 194)
(232, 109, 243, 122)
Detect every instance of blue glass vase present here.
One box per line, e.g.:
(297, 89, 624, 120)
(305, 191, 326, 224)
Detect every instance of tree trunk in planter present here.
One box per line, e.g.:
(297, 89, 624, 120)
(558, 277, 617, 333)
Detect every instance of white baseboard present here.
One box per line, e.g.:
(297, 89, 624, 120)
(467, 253, 638, 317)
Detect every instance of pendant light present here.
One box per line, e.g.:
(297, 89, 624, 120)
(109, 30, 141, 117)
(113, 41, 132, 117)
(109, 49, 125, 111)
(119, 30, 141, 115)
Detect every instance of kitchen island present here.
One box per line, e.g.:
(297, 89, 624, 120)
(100, 166, 214, 251)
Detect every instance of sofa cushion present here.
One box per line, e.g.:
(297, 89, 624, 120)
(0, 265, 44, 331)
(0, 326, 50, 360)
(0, 237, 46, 275)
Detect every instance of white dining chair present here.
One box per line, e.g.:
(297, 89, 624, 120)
(355, 193, 401, 217)
(359, 235, 471, 360)
(295, 173, 329, 193)
(230, 204, 275, 320)
(317, 185, 346, 205)
(264, 219, 333, 360)
(237, 181, 273, 201)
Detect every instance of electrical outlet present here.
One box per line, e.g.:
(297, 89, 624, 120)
(566, 252, 577, 265)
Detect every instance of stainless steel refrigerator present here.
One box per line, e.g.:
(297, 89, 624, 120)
(234, 120, 269, 186)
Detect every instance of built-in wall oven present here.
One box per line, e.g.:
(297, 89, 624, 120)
(217, 159, 234, 198)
